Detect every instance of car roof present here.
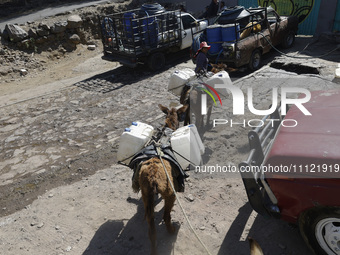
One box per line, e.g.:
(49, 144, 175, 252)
(265, 89, 340, 177)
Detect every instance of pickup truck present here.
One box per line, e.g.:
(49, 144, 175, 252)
(239, 89, 340, 255)
(192, 6, 298, 70)
(100, 3, 207, 70)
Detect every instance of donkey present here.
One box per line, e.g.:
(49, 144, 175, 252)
(180, 86, 212, 128)
(138, 104, 188, 255)
(179, 64, 227, 130)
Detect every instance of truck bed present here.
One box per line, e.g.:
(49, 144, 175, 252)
(100, 9, 183, 66)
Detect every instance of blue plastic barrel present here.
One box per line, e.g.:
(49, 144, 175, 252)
(142, 16, 158, 47)
(206, 25, 222, 54)
(139, 3, 165, 16)
(124, 12, 138, 38)
(221, 24, 240, 42)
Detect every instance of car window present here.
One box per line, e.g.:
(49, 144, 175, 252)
(181, 15, 196, 30)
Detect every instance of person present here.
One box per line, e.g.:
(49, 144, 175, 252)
(206, 0, 219, 18)
(194, 41, 211, 74)
(219, 1, 227, 12)
(179, 4, 186, 12)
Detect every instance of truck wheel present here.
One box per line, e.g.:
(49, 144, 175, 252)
(148, 52, 165, 71)
(282, 31, 295, 48)
(299, 207, 340, 255)
(248, 49, 261, 71)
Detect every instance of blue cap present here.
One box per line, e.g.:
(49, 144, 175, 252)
(125, 128, 131, 132)
(132, 122, 138, 126)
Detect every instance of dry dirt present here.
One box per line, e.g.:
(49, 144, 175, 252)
(0, 3, 340, 255)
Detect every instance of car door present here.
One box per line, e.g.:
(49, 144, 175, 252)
(180, 14, 202, 50)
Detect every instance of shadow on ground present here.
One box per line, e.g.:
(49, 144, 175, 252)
(83, 197, 180, 255)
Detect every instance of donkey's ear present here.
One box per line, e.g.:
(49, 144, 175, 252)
(177, 104, 188, 115)
(159, 104, 169, 114)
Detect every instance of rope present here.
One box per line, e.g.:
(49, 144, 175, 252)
(172, 149, 199, 168)
(155, 146, 213, 255)
(258, 32, 340, 59)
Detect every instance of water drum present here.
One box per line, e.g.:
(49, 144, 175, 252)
(206, 25, 222, 54)
(123, 12, 138, 38)
(221, 24, 240, 42)
(142, 16, 158, 47)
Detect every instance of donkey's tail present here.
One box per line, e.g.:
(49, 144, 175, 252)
(145, 178, 157, 220)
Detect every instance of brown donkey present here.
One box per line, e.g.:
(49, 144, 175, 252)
(139, 104, 188, 255)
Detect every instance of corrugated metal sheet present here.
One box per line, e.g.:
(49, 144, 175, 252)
(333, 0, 340, 31)
(238, 0, 321, 35)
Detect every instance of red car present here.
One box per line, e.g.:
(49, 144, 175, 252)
(239, 89, 340, 255)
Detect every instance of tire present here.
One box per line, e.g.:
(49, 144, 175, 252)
(299, 207, 340, 255)
(147, 52, 165, 71)
(281, 31, 295, 49)
(248, 49, 262, 71)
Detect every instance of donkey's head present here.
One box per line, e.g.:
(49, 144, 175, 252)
(159, 104, 188, 131)
(211, 63, 227, 74)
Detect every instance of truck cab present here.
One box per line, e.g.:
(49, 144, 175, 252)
(179, 12, 207, 50)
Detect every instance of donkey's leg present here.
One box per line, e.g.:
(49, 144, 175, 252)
(206, 106, 213, 128)
(141, 188, 157, 255)
(163, 193, 176, 233)
(184, 106, 190, 126)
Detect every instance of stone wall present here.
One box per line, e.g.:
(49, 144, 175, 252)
(0, 3, 123, 53)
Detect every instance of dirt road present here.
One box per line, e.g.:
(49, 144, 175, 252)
(0, 12, 340, 254)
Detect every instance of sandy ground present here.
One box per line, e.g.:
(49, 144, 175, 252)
(0, 16, 340, 255)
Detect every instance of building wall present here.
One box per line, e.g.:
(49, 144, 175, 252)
(238, 0, 339, 35)
(333, 0, 340, 31)
(315, 0, 338, 35)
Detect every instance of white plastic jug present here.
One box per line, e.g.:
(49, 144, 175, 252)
(168, 68, 196, 96)
(205, 71, 232, 98)
(170, 124, 205, 170)
(117, 121, 154, 164)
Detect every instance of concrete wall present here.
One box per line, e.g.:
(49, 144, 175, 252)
(315, 0, 338, 35)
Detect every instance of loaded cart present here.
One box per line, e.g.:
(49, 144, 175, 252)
(192, 6, 298, 70)
(100, 3, 207, 70)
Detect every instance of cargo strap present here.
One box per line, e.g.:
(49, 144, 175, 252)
(172, 149, 200, 168)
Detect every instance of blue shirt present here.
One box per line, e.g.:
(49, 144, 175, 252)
(195, 51, 208, 74)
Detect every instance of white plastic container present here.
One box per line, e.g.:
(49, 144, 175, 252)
(170, 124, 205, 170)
(206, 70, 232, 97)
(117, 121, 154, 164)
(168, 68, 196, 96)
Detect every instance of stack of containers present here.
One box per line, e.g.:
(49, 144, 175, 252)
(123, 12, 138, 39)
(221, 23, 240, 42)
(117, 121, 154, 164)
(170, 124, 205, 170)
(206, 23, 240, 54)
(206, 25, 222, 54)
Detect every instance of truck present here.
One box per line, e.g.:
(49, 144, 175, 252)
(99, 3, 208, 71)
(192, 6, 299, 70)
(239, 89, 340, 255)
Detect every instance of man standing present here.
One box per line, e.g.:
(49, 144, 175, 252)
(206, 0, 219, 18)
(194, 42, 211, 74)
